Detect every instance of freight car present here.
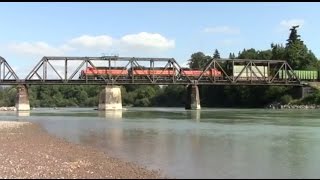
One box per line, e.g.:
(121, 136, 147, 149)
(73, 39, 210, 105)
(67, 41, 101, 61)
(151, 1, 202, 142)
(79, 67, 128, 79)
(179, 68, 223, 80)
(128, 67, 177, 80)
(233, 65, 268, 80)
(278, 70, 318, 81)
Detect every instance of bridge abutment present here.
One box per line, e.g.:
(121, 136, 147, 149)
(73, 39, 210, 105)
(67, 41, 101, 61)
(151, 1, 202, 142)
(185, 85, 201, 110)
(98, 86, 122, 110)
(300, 86, 315, 99)
(15, 84, 30, 111)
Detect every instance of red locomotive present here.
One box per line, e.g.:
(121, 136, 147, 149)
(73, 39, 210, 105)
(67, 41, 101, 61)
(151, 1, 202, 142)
(79, 67, 128, 79)
(129, 67, 176, 77)
(180, 68, 222, 79)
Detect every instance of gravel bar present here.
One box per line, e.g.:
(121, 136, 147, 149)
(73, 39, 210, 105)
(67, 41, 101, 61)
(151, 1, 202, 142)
(0, 121, 166, 179)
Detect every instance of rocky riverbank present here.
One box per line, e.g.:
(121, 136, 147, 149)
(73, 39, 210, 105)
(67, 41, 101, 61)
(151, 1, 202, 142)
(0, 121, 165, 179)
(0, 107, 16, 111)
(267, 103, 320, 109)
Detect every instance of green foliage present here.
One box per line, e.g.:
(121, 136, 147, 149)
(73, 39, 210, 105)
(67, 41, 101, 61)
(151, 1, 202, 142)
(134, 98, 150, 107)
(291, 90, 320, 105)
(121, 85, 161, 107)
(285, 25, 318, 70)
(238, 48, 272, 60)
(152, 85, 186, 107)
(0, 86, 17, 106)
(188, 52, 211, 69)
(238, 48, 258, 59)
(213, 49, 220, 59)
(26, 85, 103, 107)
(271, 43, 286, 60)
(229, 53, 236, 59)
(280, 95, 293, 105)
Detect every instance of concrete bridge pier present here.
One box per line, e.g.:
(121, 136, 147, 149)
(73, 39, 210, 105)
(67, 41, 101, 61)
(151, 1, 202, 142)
(15, 84, 30, 111)
(185, 85, 201, 110)
(300, 86, 315, 99)
(98, 85, 122, 110)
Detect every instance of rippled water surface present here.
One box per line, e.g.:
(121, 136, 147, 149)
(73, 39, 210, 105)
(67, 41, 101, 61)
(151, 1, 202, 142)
(3, 107, 320, 178)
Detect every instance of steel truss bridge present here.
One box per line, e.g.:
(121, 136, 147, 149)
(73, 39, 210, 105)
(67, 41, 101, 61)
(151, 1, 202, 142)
(0, 56, 304, 86)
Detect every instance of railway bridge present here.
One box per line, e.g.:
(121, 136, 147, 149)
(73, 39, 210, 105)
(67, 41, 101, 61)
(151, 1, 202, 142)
(0, 55, 314, 110)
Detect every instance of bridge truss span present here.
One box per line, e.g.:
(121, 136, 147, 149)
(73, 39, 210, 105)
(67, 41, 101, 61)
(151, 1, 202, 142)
(0, 56, 19, 82)
(196, 58, 301, 86)
(0, 56, 303, 86)
(24, 56, 195, 85)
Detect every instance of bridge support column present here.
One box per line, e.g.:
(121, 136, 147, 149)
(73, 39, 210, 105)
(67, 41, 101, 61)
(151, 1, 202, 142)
(98, 85, 122, 110)
(15, 84, 30, 111)
(300, 86, 315, 99)
(185, 85, 201, 110)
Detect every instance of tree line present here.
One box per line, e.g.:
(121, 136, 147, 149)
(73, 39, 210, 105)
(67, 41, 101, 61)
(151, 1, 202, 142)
(0, 25, 319, 108)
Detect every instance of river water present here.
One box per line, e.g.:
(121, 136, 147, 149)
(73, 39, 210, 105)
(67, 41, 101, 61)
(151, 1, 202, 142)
(2, 107, 320, 178)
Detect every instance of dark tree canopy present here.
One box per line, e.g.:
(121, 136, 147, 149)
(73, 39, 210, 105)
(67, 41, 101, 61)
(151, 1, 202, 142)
(213, 49, 221, 59)
(286, 25, 301, 46)
(284, 25, 318, 69)
(188, 52, 211, 69)
(229, 53, 236, 59)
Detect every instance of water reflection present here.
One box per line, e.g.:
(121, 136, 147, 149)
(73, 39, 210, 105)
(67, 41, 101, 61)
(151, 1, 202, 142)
(16, 111, 30, 117)
(98, 110, 123, 119)
(187, 110, 201, 122)
(79, 126, 124, 151)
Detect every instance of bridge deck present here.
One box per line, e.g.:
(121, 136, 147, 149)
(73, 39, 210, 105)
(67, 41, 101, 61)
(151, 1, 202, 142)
(0, 79, 303, 86)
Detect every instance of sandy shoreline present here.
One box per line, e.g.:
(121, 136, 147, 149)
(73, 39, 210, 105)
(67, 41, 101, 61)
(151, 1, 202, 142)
(0, 121, 166, 179)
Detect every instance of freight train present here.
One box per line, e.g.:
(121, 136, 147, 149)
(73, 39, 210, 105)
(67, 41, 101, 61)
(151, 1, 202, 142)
(79, 66, 223, 80)
(79, 65, 320, 81)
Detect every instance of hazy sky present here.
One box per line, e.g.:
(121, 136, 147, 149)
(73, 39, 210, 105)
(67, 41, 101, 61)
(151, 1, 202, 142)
(0, 2, 319, 78)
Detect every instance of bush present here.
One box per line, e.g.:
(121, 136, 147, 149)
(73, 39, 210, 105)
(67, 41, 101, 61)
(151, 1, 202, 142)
(280, 95, 293, 104)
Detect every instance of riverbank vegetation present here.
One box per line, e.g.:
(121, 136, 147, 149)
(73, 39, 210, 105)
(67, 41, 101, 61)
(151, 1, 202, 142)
(0, 26, 319, 108)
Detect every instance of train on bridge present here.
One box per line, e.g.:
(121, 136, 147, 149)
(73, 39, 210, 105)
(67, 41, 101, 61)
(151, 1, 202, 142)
(0, 55, 316, 86)
(78, 65, 320, 81)
(79, 66, 224, 80)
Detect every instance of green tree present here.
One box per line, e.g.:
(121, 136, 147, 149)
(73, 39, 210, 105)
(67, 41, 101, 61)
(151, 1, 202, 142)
(78, 91, 88, 106)
(229, 53, 236, 59)
(271, 43, 286, 60)
(257, 50, 272, 60)
(238, 48, 258, 59)
(285, 25, 318, 69)
(213, 49, 221, 59)
(152, 85, 186, 107)
(280, 94, 293, 105)
(188, 52, 211, 69)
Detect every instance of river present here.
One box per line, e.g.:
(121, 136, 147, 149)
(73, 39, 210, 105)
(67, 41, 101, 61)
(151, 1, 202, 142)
(2, 107, 320, 178)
